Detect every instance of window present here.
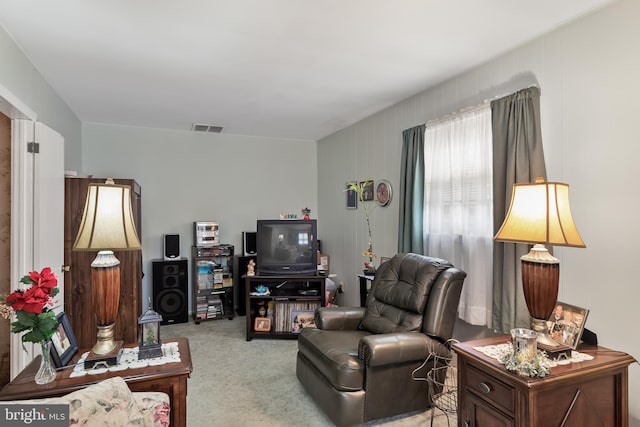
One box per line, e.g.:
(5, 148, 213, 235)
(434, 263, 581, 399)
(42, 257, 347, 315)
(423, 104, 493, 326)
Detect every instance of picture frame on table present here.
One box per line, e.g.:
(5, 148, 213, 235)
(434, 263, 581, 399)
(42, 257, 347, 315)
(254, 317, 271, 332)
(47, 312, 79, 368)
(346, 182, 358, 209)
(546, 301, 589, 350)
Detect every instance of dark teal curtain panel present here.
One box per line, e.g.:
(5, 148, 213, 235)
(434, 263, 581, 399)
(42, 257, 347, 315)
(398, 124, 425, 254)
(491, 86, 548, 333)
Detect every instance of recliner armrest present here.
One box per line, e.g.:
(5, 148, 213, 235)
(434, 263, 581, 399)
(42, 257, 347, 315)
(358, 332, 449, 367)
(315, 306, 366, 330)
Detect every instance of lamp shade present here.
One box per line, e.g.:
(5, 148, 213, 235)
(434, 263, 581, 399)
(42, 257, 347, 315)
(494, 178, 585, 248)
(73, 179, 141, 251)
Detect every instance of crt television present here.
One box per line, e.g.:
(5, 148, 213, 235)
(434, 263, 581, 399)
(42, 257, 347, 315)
(256, 219, 318, 275)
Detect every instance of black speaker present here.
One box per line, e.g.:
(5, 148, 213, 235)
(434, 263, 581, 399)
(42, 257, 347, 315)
(153, 259, 188, 325)
(164, 234, 180, 260)
(242, 231, 257, 256)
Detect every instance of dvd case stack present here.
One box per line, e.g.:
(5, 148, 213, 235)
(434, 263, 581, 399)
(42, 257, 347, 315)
(207, 295, 224, 319)
(196, 261, 217, 290)
(195, 295, 208, 320)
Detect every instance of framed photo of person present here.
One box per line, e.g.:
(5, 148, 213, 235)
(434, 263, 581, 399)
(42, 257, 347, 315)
(546, 301, 589, 350)
(47, 312, 79, 368)
(254, 317, 271, 332)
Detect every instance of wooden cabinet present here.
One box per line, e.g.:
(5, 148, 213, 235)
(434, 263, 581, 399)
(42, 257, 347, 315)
(244, 275, 325, 341)
(64, 177, 143, 349)
(453, 336, 634, 427)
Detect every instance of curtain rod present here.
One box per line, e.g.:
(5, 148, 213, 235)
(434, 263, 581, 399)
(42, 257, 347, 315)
(419, 84, 540, 128)
(425, 101, 489, 127)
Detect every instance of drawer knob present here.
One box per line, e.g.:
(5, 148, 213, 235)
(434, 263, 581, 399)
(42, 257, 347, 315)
(479, 382, 492, 394)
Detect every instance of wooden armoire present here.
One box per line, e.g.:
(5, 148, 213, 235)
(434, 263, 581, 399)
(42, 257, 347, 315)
(64, 177, 143, 350)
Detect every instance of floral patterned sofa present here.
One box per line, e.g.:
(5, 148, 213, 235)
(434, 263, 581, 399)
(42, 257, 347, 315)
(5, 376, 170, 427)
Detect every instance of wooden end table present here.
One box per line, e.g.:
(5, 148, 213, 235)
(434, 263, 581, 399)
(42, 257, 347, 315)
(453, 335, 635, 427)
(0, 337, 192, 427)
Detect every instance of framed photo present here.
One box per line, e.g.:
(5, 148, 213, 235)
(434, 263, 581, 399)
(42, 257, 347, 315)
(346, 181, 358, 209)
(546, 301, 589, 350)
(47, 312, 78, 368)
(291, 309, 316, 333)
(317, 253, 330, 273)
(360, 180, 374, 201)
(254, 317, 271, 332)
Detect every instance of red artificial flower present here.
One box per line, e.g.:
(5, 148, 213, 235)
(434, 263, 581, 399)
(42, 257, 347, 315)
(6, 267, 58, 314)
(27, 267, 58, 295)
(4, 267, 59, 344)
(6, 285, 50, 314)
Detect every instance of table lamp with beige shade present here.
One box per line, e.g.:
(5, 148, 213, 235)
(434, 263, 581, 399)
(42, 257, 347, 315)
(494, 177, 585, 346)
(72, 178, 141, 366)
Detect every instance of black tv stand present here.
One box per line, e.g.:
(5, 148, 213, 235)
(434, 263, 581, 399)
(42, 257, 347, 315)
(244, 274, 326, 341)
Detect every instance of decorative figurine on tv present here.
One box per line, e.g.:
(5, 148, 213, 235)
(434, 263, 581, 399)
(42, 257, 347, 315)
(247, 259, 255, 276)
(302, 207, 311, 220)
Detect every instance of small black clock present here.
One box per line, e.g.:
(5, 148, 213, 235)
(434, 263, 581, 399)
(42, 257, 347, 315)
(376, 180, 392, 207)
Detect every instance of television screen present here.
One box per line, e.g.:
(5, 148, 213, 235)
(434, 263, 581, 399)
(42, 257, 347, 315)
(256, 219, 318, 275)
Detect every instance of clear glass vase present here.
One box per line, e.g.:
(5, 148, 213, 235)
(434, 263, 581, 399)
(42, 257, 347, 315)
(35, 340, 56, 385)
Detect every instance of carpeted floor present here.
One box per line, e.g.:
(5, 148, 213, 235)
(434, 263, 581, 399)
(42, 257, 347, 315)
(162, 316, 455, 427)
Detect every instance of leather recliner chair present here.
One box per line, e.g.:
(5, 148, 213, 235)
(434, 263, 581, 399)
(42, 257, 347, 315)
(296, 253, 466, 426)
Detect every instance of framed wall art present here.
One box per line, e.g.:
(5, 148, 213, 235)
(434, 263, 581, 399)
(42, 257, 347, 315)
(346, 181, 358, 209)
(546, 301, 589, 350)
(48, 312, 79, 368)
(360, 180, 374, 201)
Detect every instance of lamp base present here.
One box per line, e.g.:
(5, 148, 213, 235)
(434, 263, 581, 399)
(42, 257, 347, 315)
(84, 341, 123, 370)
(92, 323, 118, 355)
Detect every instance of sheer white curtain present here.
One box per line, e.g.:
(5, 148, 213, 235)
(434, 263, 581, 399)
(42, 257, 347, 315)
(423, 104, 493, 326)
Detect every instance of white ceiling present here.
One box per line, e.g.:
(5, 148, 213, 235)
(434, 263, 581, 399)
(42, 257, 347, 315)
(0, 0, 614, 141)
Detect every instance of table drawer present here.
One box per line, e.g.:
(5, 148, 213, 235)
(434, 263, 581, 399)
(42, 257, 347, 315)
(465, 365, 515, 414)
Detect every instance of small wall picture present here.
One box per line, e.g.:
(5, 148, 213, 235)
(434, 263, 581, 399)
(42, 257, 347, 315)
(254, 317, 271, 332)
(48, 312, 79, 368)
(546, 301, 589, 350)
(360, 180, 374, 201)
(346, 181, 358, 209)
(291, 309, 316, 333)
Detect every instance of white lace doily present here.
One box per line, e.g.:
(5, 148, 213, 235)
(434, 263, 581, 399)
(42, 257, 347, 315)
(70, 341, 181, 377)
(473, 342, 593, 367)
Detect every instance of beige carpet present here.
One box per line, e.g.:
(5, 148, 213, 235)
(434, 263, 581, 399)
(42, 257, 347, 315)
(162, 316, 455, 427)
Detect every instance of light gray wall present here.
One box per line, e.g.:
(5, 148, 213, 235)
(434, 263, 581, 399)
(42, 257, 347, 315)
(82, 123, 318, 313)
(0, 26, 82, 170)
(318, 0, 640, 422)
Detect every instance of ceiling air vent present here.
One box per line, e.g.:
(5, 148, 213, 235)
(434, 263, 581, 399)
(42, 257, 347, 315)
(192, 124, 224, 133)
